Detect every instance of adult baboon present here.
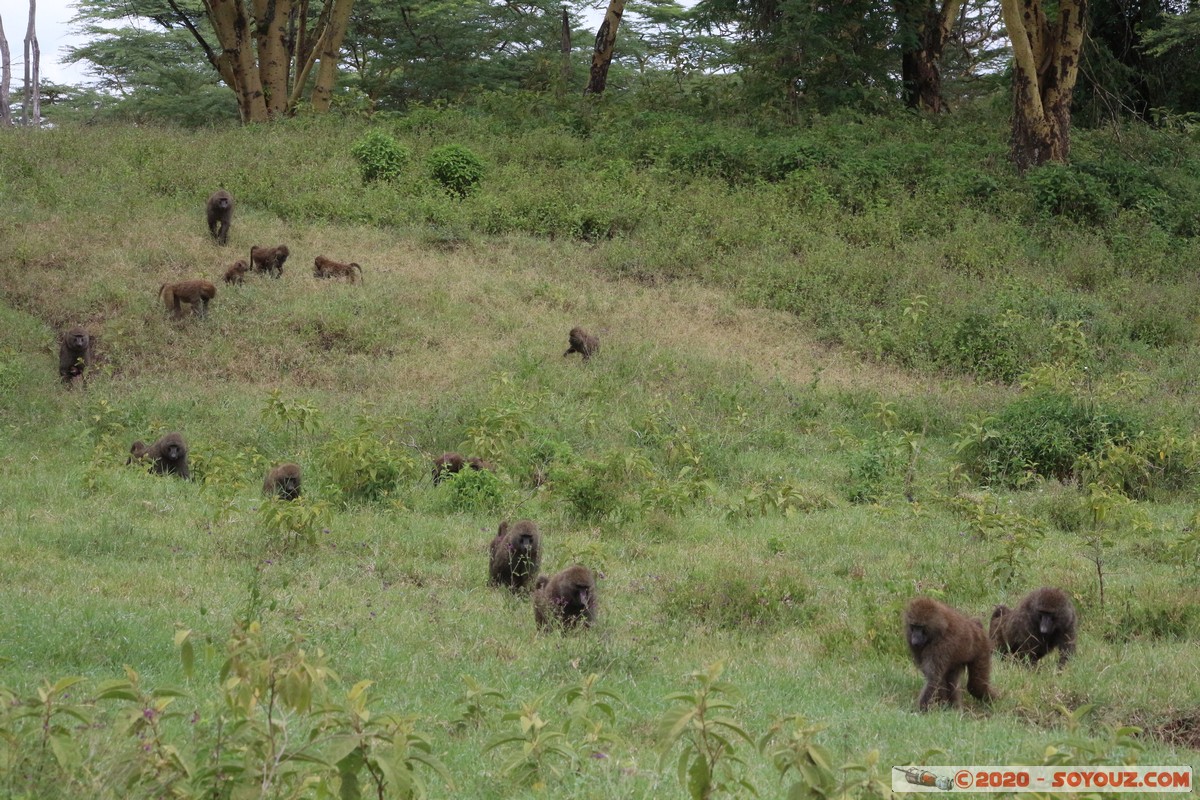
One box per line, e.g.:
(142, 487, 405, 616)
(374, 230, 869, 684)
(132, 432, 191, 479)
(489, 520, 542, 592)
(223, 260, 250, 285)
(990, 587, 1077, 668)
(904, 597, 993, 712)
(533, 565, 597, 631)
(263, 463, 302, 501)
(250, 245, 289, 278)
(160, 280, 217, 319)
(432, 452, 494, 484)
(58, 326, 92, 385)
(564, 327, 600, 361)
(313, 255, 364, 283)
(206, 190, 234, 246)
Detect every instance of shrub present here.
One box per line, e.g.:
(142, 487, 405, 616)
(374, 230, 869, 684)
(428, 144, 485, 198)
(957, 392, 1141, 486)
(1027, 163, 1116, 224)
(661, 562, 811, 630)
(350, 130, 412, 183)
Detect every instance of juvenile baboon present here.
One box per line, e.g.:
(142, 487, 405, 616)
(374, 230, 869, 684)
(533, 565, 597, 631)
(990, 587, 1077, 668)
(431, 452, 494, 484)
(58, 326, 92, 385)
(904, 597, 993, 712)
(263, 463, 302, 501)
(563, 327, 600, 361)
(250, 245, 289, 278)
(159, 280, 217, 319)
(313, 255, 364, 283)
(223, 259, 250, 285)
(488, 520, 542, 592)
(206, 190, 234, 245)
(127, 440, 149, 464)
(134, 432, 191, 479)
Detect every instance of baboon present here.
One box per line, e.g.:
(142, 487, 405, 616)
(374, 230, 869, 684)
(313, 255, 364, 283)
(127, 440, 149, 464)
(131, 432, 191, 479)
(990, 587, 1077, 668)
(206, 190, 234, 246)
(223, 259, 250, 285)
(431, 452, 494, 484)
(533, 565, 597, 631)
(250, 245, 289, 278)
(263, 463, 302, 501)
(563, 327, 600, 361)
(904, 597, 993, 712)
(160, 280, 217, 319)
(488, 520, 542, 592)
(58, 326, 92, 385)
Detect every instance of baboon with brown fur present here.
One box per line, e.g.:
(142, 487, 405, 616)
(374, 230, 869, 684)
(432, 452, 494, 484)
(533, 565, 597, 631)
(990, 587, 1077, 668)
(58, 326, 92, 385)
(160, 280, 217, 319)
(223, 259, 250, 285)
(564, 327, 600, 361)
(313, 255, 364, 283)
(263, 463, 302, 501)
(904, 597, 993, 712)
(489, 520, 542, 592)
(131, 432, 191, 479)
(127, 441, 149, 464)
(250, 245, 289, 278)
(206, 190, 234, 245)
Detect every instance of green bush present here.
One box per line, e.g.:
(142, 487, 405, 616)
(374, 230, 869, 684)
(958, 392, 1141, 486)
(428, 144, 486, 198)
(661, 562, 811, 629)
(350, 130, 412, 183)
(1027, 163, 1116, 224)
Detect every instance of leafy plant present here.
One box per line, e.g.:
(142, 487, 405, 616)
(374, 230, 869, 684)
(484, 692, 579, 786)
(351, 130, 412, 183)
(758, 714, 894, 799)
(261, 388, 323, 434)
(428, 144, 485, 198)
(658, 662, 756, 800)
(259, 496, 332, 551)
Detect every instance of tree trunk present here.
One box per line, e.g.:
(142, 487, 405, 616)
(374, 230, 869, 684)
(0, 14, 12, 126)
(896, 0, 962, 112)
(204, 0, 269, 122)
(585, 0, 624, 95)
(309, 0, 353, 112)
(1000, 0, 1088, 171)
(22, 0, 38, 126)
(558, 6, 571, 99)
(253, 0, 294, 118)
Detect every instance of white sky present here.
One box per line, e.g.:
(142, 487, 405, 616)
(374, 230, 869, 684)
(0, 0, 89, 84)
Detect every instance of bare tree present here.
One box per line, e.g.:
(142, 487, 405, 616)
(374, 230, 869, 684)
(22, 0, 38, 126)
(0, 12, 12, 126)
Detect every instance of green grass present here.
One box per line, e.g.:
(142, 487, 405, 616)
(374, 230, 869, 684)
(0, 105, 1198, 798)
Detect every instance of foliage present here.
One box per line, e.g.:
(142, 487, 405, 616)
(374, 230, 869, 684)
(658, 662, 757, 800)
(1027, 164, 1116, 224)
(427, 144, 486, 198)
(321, 419, 416, 505)
(953, 392, 1141, 487)
(662, 562, 811, 630)
(758, 714, 894, 799)
(351, 130, 412, 183)
(261, 388, 324, 434)
(259, 496, 332, 551)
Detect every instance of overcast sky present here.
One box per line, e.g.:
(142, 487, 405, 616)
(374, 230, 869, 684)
(0, 0, 90, 85)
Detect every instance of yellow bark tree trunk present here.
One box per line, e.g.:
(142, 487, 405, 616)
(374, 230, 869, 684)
(585, 0, 625, 95)
(309, 0, 354, 112)
(1000, 0, 1087, 170)
(204, 0, 269, 122)
(253, 0, 294, 119)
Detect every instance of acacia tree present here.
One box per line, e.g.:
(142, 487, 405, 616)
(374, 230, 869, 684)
(894, 0, 963, 112)
(23, 0, 39, 125)
(71, 0, 354, 122)
(1000, 0, 1087, 170)
(585, 0, 625, 94)
(0, 13, 11, 125)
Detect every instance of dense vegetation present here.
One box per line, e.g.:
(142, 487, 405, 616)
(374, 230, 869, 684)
(1, 100, 1199, 798)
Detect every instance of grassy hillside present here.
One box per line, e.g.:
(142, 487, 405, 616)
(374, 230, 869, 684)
(0, 104, 1198, 798)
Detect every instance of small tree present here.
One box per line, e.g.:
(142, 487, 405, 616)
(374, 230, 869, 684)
(22, 0, 38, 126)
